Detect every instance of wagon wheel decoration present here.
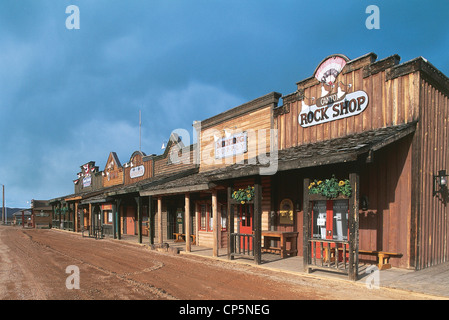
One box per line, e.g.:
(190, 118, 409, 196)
(314, 55, 348, 86)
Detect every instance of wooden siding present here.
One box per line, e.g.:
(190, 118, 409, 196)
(103, 153, 124, 188)
(359, 135, 413, 268)
(198, 92, 280, 173)
(415, 77, 449, 269)
(124, 152, 152, 185)
(199, 107, 273, 172)
(275, 56, 420, 149)
(153, 144, 197, 176)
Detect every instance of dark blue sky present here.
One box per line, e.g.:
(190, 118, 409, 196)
(1, 0, 448, 207)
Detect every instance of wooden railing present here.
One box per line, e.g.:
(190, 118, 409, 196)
(308, 239, 352, 274)
(230, 233, 255, 258)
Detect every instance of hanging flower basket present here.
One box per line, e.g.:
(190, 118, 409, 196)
(231, 186, 255, 204)
(308, 175, 352, 198)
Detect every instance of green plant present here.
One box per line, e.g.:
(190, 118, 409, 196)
(232, 186, 255, 204)
(308, 175, 352, 198)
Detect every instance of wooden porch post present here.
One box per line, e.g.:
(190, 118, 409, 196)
(74, 202, 79, 232)
(89, 203, 93, 235)
(303, 178, 311, 273)
(58, 203, 62, 228)
(72, 202, 76, 231)
(227, 186, 234, 260)
(254, 179, 262, 265)
(349, 172, 360, 281)
(112, 203, 117, 239)
(212, 190, 218, 257)
(116, 198, 122, 240)
(158, 197, 163, 244)
(148, 196, 154, 245)
(135, 196, 142, 244)
(80, 206, 84, 231)
(185, 193, 191, 252)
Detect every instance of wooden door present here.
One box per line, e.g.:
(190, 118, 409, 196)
(125, 207, 135, 235)
(239, 204, 253, 250)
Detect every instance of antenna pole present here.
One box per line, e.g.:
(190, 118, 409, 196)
(139, 110, 141, 152)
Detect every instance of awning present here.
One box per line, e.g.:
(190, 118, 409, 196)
(204, 121, 417, 181)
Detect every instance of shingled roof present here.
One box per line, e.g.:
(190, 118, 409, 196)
(203, 121, 417, 181)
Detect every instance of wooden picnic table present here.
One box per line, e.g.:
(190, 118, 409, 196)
(173, 233, 196, 245)
(262, 230, 298, 258)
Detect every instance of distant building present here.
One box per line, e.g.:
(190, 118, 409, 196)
(12, 210, 31, 226)
(31, 200, 52, 228)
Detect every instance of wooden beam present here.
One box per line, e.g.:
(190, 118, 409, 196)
(185, 193, 191, 252)
(158, 197, 163, 244)
(112, 202, 117, 239)
(349, 172, 360, 281)
(74, 201, 79, 232)
(227, 186, 233, 260)
(212, 190, 218, 257)
(116, 198, 122, 240)
(303, 178, 311, 273)
(254, 178, 262, 265)
(135, 196, 142, 244)
(148, 196, 154, 245)
(140, 183, 212, 197)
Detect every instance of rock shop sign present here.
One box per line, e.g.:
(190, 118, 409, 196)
(298, 90, 369, 128)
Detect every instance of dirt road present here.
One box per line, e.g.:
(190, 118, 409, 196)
(0, 226, 434, 301)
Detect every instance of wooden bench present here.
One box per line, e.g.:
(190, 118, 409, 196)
(173, 233, 196, 245)
(322, 248, 402, 270)
(358, 250, 402, 270)
(262, 231, 298, 258)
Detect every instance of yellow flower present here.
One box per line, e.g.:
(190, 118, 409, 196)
(317, 180, 322, 185)
(339, 181, 345, 186)
(241, 201, 245, 204)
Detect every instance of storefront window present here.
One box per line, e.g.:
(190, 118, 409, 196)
(312, 200, 348, 241)
(200, 204, 207, 230)
(199, 203, 227, 231)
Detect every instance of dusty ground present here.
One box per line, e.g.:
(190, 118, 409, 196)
(0, 225, 435, 301)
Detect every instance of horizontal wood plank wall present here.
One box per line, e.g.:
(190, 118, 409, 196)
(124, 154, 152, 185)
(417, 78, 449, 269)
(103, 170, 123, 188)
(200, 107, 272, 172)
(276, 67, 420, 149)
(197, 231, 227, 248)
(153, 204, 168, 241)
(103, 153, 124, 188)
(261, 176, 271, 233)
(153, 147, 197, 176)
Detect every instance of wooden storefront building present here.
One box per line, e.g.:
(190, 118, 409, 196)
(48, 52, 449, 279)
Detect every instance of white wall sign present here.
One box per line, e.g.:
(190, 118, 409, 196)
(215, 132, 248, 159)
(130, 165, 145, 178)
(298, 90, 369, 128)
(83, 176, 91, 187)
